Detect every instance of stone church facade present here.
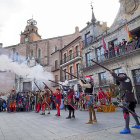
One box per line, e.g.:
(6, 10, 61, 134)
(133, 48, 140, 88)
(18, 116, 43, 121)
(81, 0, 140, 103)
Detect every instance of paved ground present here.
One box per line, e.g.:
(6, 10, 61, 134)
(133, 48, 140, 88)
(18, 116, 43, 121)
(0, 106, 140, 140)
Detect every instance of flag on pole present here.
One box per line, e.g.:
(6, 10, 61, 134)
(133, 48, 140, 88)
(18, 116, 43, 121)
(102, 36, 107, 52)
(125, 22, 133, 42)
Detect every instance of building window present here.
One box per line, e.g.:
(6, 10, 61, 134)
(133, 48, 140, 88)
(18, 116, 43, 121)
(63, 69, 67, 81)
(99, 72, 107, 86)
(85, 32, 91, 45)
(30, 50, 33, 57)
(113, 68, 122, 84)
(69, 50, 73, 60)
(76, 63, 80, 77)
(15, 52, 18, 62)
(54, 46, 57, 52)
(75, 46, 79, 57)
(86, 52, 91, 67)
(64, 53, 67, 63)
(108, 39, 118, 47)
(133, 69, 140, 85)
(38, 49, 41, 58)
(55, 60, 58, 69)
(96, 46, 104, 62)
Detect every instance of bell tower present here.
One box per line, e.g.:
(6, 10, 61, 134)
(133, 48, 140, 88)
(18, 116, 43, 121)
(20, 18, 41, 43)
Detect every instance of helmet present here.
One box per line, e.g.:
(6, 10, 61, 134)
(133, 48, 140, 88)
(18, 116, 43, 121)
(118, 72, 126, 76)
(85, 76, 93, 82)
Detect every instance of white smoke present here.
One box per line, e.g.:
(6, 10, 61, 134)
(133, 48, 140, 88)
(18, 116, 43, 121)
(0, 54, 54, 86)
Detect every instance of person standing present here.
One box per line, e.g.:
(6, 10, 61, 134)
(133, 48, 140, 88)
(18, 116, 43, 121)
(41, 86, 51, 115)
(98, 88, 106, 105)
(51, 88, 61, 116)
(110, 71, 140, 134)
(63, 92, 67, 111)
(78, 76, 97, 124)
(63, 85, 75, 119)
(79, 93, 83, 111)
(106, 89, 111, 104)
(11, 90, 16, 113)
(75, 91, 79, 109)
(2, 99, 6, 111)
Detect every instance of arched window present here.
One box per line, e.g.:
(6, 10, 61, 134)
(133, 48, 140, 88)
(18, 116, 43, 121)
(75, 46, 79, 56)
(55, 60, 58, 69)
(38, 48, 41, 58)
(69, 50, 73, 60)
(54, 46, 57, 52)
(64, 53, 67, 63)
(15, 52, 18, 62)
(30, 50, 33, 57)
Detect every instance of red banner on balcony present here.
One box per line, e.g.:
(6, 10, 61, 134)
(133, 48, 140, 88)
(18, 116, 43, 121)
(102, 36, 107, 52)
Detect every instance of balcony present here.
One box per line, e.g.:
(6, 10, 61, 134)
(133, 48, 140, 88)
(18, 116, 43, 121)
(60, 51, 82, 67)
(61, 72, 83, 82)
(82, 41, 140, 71)
(51, 65, 60, 72)
(82, 36, 93, 49)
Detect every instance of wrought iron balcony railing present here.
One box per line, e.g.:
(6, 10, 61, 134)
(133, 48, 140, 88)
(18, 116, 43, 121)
(60, 51, 82, 65)
(51, 65, 60, 72)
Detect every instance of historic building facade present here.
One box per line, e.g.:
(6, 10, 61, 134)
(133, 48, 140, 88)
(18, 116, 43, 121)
(60, 36, 83, 91)
(0, 18, 81, 93)
(81, 0, 140, 103)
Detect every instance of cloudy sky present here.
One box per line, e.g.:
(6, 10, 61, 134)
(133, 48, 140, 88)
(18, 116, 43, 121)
(0, 0, 120, 47)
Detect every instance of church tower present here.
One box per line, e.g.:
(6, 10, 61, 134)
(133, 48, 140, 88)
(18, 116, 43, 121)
(20, 18, 41, 43)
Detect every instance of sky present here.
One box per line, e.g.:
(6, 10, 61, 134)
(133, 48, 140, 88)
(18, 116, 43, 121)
(0, 0, 120, 47)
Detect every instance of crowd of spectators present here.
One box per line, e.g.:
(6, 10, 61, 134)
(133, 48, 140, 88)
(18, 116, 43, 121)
(104, 36, 140, 60)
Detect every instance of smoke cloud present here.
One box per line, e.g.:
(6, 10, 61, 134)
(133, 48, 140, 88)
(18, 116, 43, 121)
(0, 54, 54, 87)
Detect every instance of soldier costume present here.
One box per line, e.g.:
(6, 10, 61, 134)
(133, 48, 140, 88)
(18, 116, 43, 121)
(79, 76, 97, 124)
(110, 71, 140, 134)
(51, 88, 61, 116)
(11, 90, 16, 112)
(41, 86, 51, 115)
(63, 85, 75, 119)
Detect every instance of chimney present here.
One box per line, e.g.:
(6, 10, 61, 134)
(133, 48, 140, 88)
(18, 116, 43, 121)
(75, 26, 79, 33)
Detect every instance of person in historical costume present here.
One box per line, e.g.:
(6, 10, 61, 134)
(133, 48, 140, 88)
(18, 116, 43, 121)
(79, 91, 83, 111)
(25, 92, 31, 111)
(82, 93, 87, 111)
(98, 88, 106, 105)
(8, 99, 12, 113)
(63, 92, 67, 111)
(94, 91, 98, 104)
(110, 71, 140, 134)
(63, 84, 75, 119)
(10, 90, 16, 113)
(17, 97, 22, 111)
(51, 88, 61, 116)
(40, 86, 51, 115)
(106, 89, 111, 104)
(78, 76, 97, 124)
(36, 90, 43, 113)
